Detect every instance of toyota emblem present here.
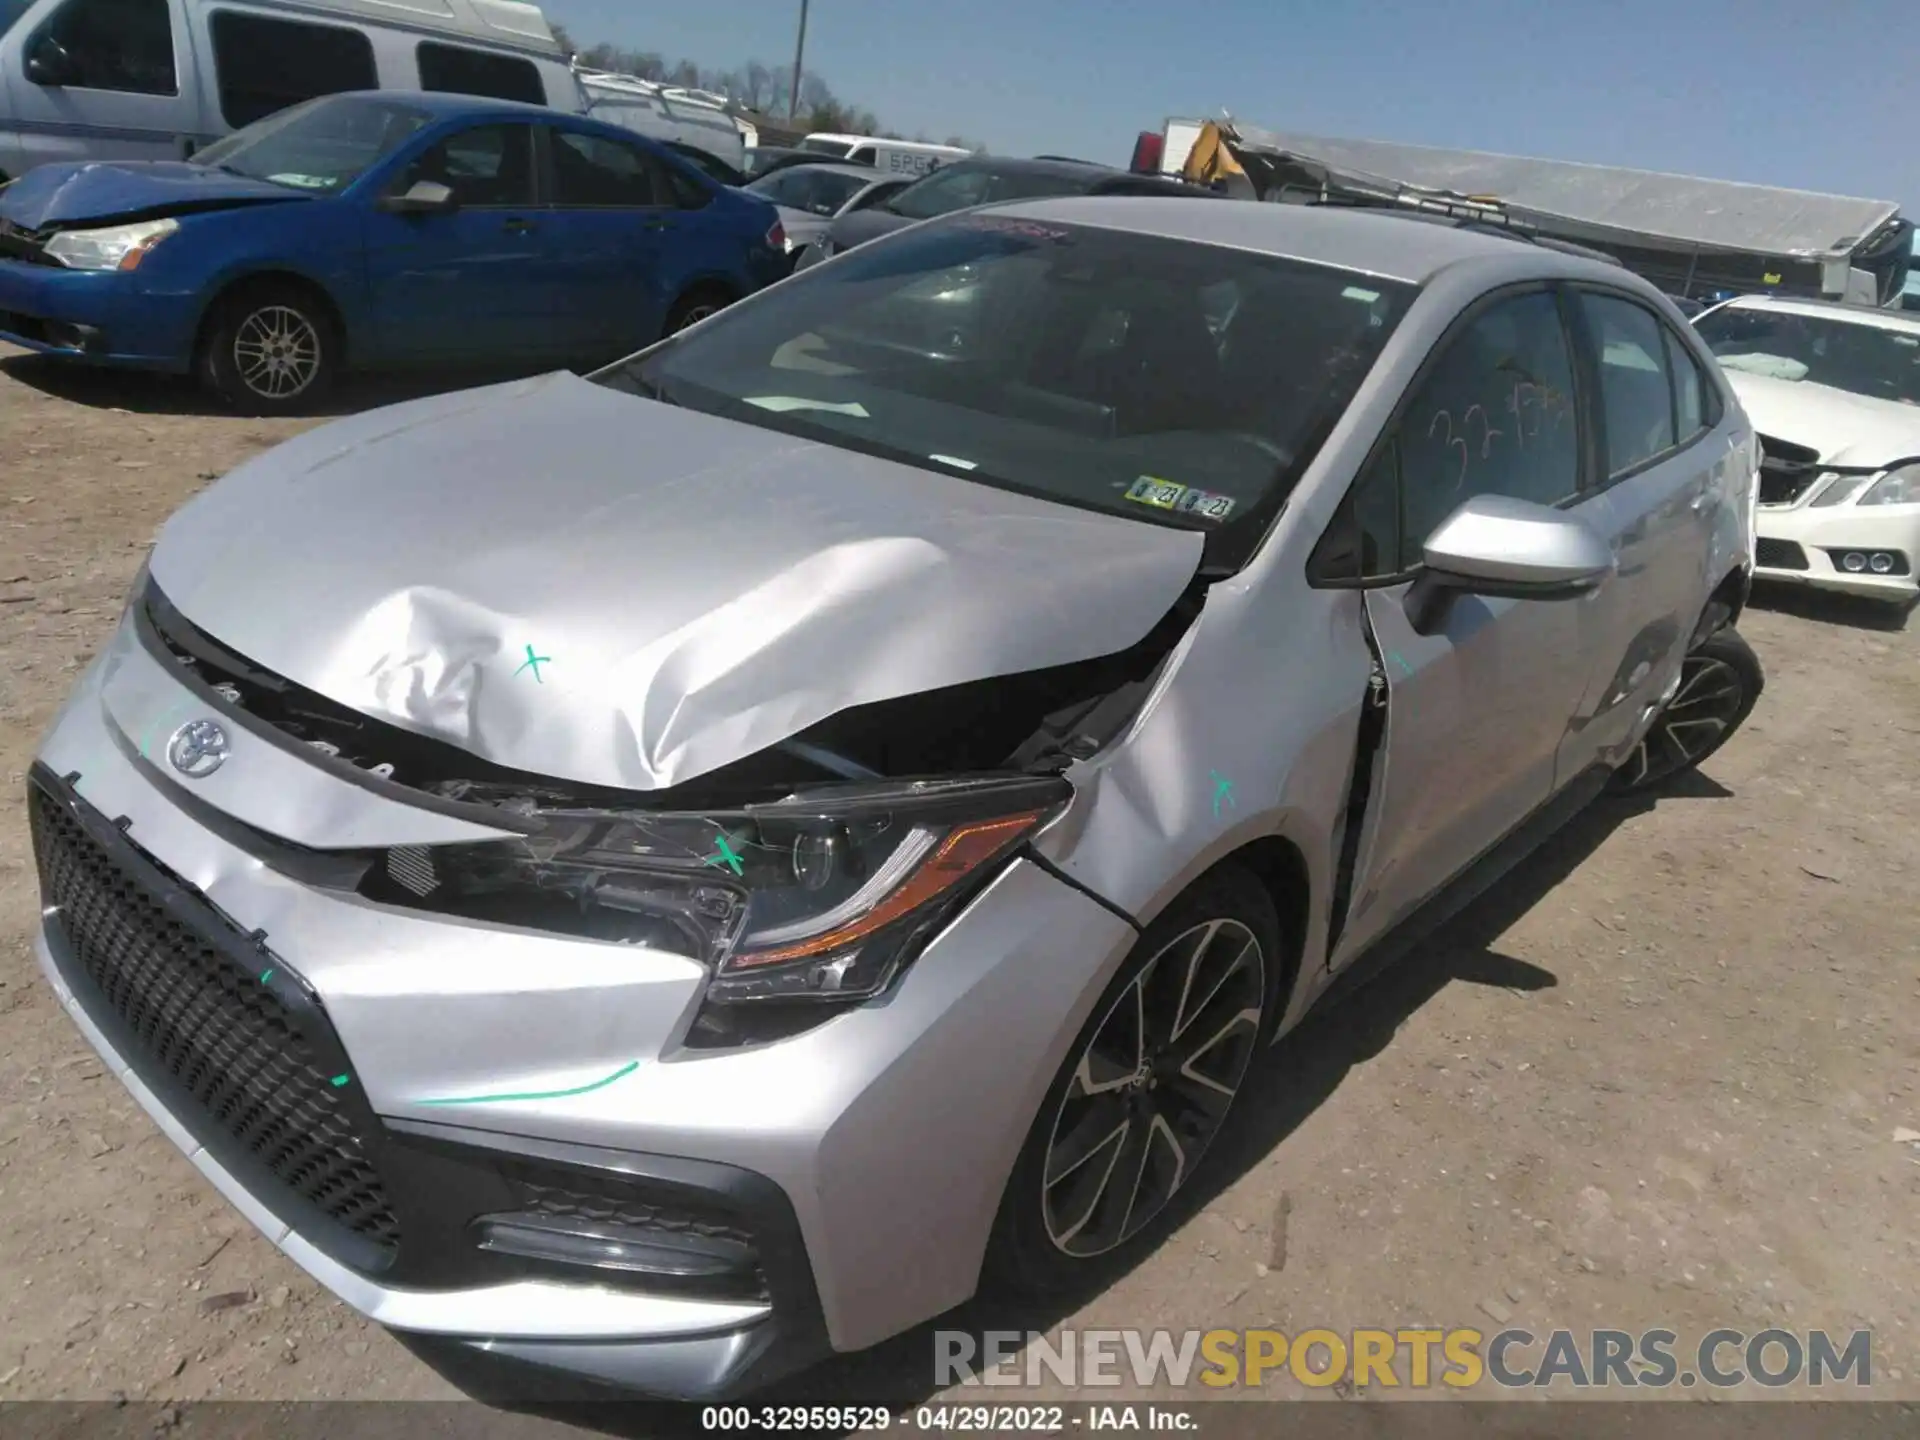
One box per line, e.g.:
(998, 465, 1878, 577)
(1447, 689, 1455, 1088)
(166, 718, 230, 779)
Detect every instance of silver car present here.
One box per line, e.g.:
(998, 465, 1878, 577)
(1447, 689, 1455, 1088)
(28, 197, 1763, 1401)
(742, 161, 913, 267)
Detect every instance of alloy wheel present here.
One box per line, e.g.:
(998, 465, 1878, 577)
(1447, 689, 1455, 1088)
(1620, 653, 1748, 789)
(673, 303, 720, 332)
(232, 305, 322, 400)
(1040, 919, 1266, 1258)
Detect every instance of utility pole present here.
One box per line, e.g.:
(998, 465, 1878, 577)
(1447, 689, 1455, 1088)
(787, 0, 809, 121)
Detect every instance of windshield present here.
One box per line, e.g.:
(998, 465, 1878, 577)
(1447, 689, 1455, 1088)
(596, 214, 1416, 570)
(191, 95, 431, 195)
(1696, 304, 1920, 406)
(747, 167, 869, 215)
(886, 164, 1097, 222)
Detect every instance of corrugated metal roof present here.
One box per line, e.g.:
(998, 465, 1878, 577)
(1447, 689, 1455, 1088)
(1226, 124, 1901, 261)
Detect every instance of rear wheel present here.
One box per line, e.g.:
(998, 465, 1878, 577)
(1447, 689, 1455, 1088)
(198, 282, 338, 415)
(984, 864, 1284, 1298)
(662, 285, 735, 338)
(1608, 627, 1763, 794)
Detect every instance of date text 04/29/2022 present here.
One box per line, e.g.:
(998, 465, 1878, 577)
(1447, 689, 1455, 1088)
(699, 1404, 1198, 1431)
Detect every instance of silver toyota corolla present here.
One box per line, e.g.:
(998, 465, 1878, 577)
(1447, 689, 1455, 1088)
(28, 197, 1763, 1401)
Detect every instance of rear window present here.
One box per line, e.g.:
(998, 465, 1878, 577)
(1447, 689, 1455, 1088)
(416, 41, 545, 105)
(598, 215, 1416, 572)
(209, 11, 377, 129)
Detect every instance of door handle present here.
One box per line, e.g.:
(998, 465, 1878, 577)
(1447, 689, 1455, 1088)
(503, 217, 538, 234)
(642, 218, 674, 233)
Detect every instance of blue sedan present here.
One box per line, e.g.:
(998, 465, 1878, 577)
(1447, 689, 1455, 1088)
(0, 92, 789, 413)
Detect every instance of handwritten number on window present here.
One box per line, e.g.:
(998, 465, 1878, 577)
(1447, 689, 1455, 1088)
(1429, 409, 1469, 491)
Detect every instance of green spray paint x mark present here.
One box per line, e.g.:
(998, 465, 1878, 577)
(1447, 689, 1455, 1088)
(1210, 770, 1235, 818)
(514, 644, 551, 683)
(258, 968, 274, 985)
(704, 834, 745, 876)
(416, 1060, 642, 1108)
(1389, 650, 1415, 676)
(329, 1074, 350, 1088)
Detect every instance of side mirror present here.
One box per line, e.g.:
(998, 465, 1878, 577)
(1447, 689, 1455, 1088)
(25, 36, 79, 88)
(1405, 494, 1615, 635)
(378, 179, 457, 215)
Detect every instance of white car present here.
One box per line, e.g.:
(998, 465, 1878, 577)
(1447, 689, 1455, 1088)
(1693, 295, 1920, 607)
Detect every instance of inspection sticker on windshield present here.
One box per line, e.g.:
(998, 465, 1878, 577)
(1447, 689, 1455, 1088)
(1126, 476, 1188, 510)
(1175, 488, 1236, 521)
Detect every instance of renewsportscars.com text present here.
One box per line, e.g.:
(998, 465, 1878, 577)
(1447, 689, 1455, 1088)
(936, 1327, 1874, 1390)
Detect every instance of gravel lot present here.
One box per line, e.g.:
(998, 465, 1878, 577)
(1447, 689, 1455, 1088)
(1, 345, 1916, 1414)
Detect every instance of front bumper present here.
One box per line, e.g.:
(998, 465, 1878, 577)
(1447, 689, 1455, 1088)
(29, 611, 1138, 1397)
(0, 258, 198, 369)
(1753, 502, 1920, 603)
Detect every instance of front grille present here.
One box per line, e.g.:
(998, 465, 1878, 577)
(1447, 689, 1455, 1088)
(29, 782, 401, 1254)
(1756, 434, 1824, 506)
(1755, 538, 1809, 571)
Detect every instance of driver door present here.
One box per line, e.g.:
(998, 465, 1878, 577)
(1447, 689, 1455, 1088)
(1323, 286, 1611, 965)
(362, 122, 551, 363)
(0, 0, 199, 174)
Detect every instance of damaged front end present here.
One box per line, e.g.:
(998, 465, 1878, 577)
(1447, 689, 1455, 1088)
(140, 569, 1208, 1044)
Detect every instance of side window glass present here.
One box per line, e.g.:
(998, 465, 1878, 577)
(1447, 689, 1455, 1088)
(416, 42, 545, 106)
(209, 13, 377, 129)
(757, 171, 803, 207)
(1579, 293, 1678, 477)
(550, 130, 668, 207)
(395, 125, 534, 207)
(33, 0, 176, 96)
(1397, 291, 1580, 567)
(1664, 325, 1708, 439)
(1309, 440, 1401, 584)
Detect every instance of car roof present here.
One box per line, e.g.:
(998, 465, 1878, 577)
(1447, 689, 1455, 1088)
(986, 194, 1637, 285)
(1716, 293, 1920, 334)
(942, 154, 1119, 179)
(752, 161, 881, 183)
(348, 88, 556, 120)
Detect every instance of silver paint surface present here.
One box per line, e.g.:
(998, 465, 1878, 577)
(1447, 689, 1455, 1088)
(149, 370, 1204, 791)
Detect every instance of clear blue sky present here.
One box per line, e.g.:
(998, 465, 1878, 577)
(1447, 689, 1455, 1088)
(546, 0, 1916, 212)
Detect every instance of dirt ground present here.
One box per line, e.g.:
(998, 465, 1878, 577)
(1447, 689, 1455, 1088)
(0, 344, 1916, 1415)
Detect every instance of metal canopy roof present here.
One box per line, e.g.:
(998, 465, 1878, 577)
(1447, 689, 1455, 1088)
(1224, 124, 1902, 262)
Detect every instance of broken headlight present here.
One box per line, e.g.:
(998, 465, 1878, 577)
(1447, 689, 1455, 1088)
(373, 775, 1068, 1005)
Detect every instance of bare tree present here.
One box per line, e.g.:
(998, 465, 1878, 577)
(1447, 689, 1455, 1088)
(549, 22, 576, 59)
(738, 60, 778, 111)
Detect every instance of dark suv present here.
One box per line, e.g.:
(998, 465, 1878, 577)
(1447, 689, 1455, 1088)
(793, 154, 1213, 269)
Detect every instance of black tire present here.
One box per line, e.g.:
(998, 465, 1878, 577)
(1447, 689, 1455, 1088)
(983, 863, 1286, 1299)
(1607, 626, 1763, 795)
(198, 282, 339, 416)
(661, 284, 734, 339)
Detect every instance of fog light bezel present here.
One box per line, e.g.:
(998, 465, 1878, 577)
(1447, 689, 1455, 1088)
(473, 1211, 762, 1288)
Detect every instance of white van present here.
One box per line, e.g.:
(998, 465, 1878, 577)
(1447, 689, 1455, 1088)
(796, 132, 968, 179)
(0, 0, 580, 184)
(574, 68, 745, 175)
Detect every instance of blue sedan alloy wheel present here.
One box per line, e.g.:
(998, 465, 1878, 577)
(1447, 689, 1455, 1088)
(200, 283, 339, 416)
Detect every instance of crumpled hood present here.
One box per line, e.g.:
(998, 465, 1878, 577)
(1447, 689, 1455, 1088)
(150, 371, 1205, 792)
(1726, 371, 1920, 468)
(0, 160, 302, 230)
